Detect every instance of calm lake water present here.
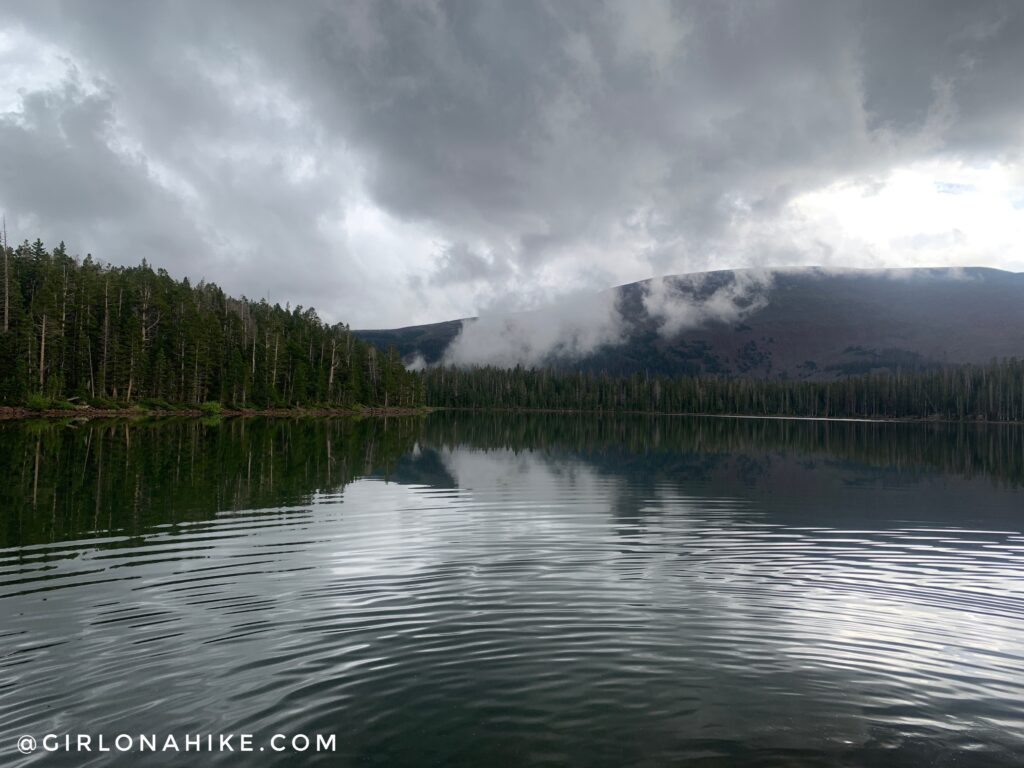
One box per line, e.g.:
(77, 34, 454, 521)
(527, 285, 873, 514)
(3, 413, 1024, 766)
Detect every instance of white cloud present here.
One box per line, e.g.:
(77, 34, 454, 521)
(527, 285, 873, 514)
(443, 289, 625, 367)
(643, 270, 775, 337)
(0, 26, 76, 112)
(787, 159, 1024, 271)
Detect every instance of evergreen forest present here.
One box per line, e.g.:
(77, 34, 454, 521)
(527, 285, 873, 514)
(422, 360, 1024, 422)
(0, 238, 422, 409)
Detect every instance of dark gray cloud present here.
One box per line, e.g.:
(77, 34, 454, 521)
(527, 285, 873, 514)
(429, 242, 513, 287)
(0, 0, 1022, 326)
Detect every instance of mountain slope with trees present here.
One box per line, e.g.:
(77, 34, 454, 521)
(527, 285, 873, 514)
(357, 267, 1024, 377)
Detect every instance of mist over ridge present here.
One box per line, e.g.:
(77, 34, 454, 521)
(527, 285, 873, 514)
(357, 265, 1024, 379)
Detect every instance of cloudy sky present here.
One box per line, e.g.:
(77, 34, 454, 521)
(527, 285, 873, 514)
(1, 1, 1022, 327)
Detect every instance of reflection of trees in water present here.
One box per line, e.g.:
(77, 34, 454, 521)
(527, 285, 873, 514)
(419, 412, 1024, 537)
(0, 417, 423, 548)
(3, 411, 1022, 549)
(421, 412, 1024, 488)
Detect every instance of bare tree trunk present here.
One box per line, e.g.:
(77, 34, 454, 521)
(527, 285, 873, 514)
(38, 314, 46, 390)
(140, 285, 150, 345)
(87, 335, 95, 397)
(328, 337, 337, 391)
(272, 334, 279, 390)
(61, 266, 68, 335)
(126, 347, 134, 402)
(58, 265, 68, 385)
(102, 279, 110, 395)
(3, 214, 9, 333)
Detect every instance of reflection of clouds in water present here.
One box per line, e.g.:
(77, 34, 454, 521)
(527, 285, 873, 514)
(7, 429, 1024, 765)
(331, 444, 1024, 754)
(329, 448, 623, 581)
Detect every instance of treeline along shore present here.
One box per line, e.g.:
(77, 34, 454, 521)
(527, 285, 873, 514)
(0, 238, 423, 411)
(2, 238, 1023, 423)
(421, 360, 1024, 423)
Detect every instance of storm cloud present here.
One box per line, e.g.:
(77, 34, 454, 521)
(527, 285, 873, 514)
(1, 1, 1022, 327)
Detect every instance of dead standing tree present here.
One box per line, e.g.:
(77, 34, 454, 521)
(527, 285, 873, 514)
(3, 215, 9, 333)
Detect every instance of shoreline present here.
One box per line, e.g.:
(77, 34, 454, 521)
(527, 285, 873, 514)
(1, 404, 1019, 426)
(0, 405, 431, 421)
(430, 406, 1024, 426)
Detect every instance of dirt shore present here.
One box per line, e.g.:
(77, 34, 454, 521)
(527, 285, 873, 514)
(0, 405, 431, 421)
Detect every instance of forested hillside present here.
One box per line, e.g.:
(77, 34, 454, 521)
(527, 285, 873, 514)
(0, 238, 422, 409)
(423, 360, 1024, 422)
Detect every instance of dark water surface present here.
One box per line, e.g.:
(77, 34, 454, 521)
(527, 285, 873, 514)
(2, 413, 1024, 766)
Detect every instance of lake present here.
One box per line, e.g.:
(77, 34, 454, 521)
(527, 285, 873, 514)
(2, 413, 1024, 766)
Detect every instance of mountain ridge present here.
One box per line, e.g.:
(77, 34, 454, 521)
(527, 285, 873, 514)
(356, 266, 1024, 379)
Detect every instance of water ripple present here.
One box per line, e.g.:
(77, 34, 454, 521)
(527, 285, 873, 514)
(3, 427, 1024, 766)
